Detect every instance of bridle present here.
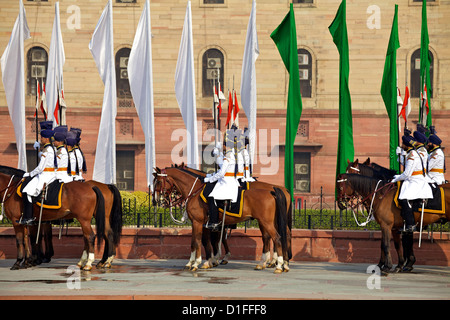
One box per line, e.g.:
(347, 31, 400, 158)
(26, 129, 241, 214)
(337, 175, 396, 227)
(153, 168, 204, 209)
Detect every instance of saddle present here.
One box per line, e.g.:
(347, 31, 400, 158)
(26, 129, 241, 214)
(393, 181, 446, 215)
(200, 182, 249, 218)
(17, 178, 65, 209)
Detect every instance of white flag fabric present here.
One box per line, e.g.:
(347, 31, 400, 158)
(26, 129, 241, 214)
(175, 1, 199, 170)
(240, 0, 259, 166)
(128, 0, 156, 188)
(1, 0, 30, 171)
(89, 0, 117, 184)
(46, 2, 65, 127)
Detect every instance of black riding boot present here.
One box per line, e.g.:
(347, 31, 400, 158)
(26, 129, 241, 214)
(399, 199, 416, 232)
(205, 198, 220, 230)
(20, 193, 35, 226)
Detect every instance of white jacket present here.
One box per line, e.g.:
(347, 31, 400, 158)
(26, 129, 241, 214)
(208, 150, 240, 202)
(55, 146, 73, 183)
(22, 144, 56, 197)
(392, 148, 433, 200)
(428, 147, 445, 185)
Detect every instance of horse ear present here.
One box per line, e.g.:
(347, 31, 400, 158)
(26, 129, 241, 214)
(354, 159, 359, 165)
(364, 157, 370, 165)
(154, 167, 161, 174)
(181, 162, 185, 167)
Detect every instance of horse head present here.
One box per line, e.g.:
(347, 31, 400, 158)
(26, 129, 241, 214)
(346, 159, 360, 174)
(336, 173, 356, 210)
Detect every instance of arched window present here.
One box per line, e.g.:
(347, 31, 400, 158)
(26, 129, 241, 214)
(298, 48, 312, 98)
(202, 48, 224, 97)
(115, 47, 132, 107)
(410, 48, 434, 98)
(26, 46, 48, 96)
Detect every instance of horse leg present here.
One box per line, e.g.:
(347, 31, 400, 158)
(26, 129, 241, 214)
(42, 223, 54, 263)
(260, 222, 284, 274)
(186, 220, 202, 271)
(255, 225, 271, 270)
(77, 221, 96, 271)
(11, 225, 26, 270)
(379, 225, 393, 274)
(103, 230, 116, 269)
(392, 228, 405, 273)
(402, 231, 416, 272)
(200, 228, 214, 269)
(220, 231, 231, 265)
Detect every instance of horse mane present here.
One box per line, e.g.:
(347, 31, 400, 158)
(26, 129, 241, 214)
(169, 166, 204, 180)
(346, 174, 389, 197)
(359, 164, 395, 180)
(0, 165, 25, 177)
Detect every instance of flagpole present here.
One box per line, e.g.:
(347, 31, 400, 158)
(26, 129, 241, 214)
(35, 78, 39, 166)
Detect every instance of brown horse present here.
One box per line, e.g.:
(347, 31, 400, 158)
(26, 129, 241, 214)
(0, 165, 105, 271)
(154, 166, 290, 273)
(337, 173, 450, 273)
(180, 164, 293, 270)
(32, 180, 123, 269)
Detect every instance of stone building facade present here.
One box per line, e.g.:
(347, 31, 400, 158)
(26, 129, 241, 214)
(0, 0, 449, 203)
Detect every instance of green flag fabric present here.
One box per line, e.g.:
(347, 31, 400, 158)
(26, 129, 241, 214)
(420, 0, 432, 127)
(380, 4, 400, 173)
(270, 3, 303, 198)
(328, 0, 354, 192)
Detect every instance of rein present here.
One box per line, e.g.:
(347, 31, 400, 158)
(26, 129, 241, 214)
(339, 177, 396, 227)
(0, 175, 22, 221)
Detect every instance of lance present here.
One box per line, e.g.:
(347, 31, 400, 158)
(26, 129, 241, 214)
(213, 76, 218, 171)
(35, 78, 40, 166)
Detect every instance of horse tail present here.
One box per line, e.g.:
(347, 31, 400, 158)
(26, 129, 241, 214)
(92, 186, 105, 248)
(271, 187, 288, 258)
(107, 184, 123, 245)
(287, 196, 293, 260)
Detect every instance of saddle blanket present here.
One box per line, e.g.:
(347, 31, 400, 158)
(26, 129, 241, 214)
(200, 182, 248, 218)
(394, 181, 445, 215)
(17, 178, 65, 209)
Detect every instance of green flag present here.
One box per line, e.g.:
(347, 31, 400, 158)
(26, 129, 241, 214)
(328, 0, 354, 194)
(270, 3, 302, 198)
(380, 4, 400, 173)
(420, 0, 432, 127)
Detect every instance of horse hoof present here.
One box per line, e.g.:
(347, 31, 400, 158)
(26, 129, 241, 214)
(220, 260, 228, 265)
(10, 262, 21, 271)
(254, 265, 264, 270)
(96, 262, 105, 268)
(104, 262, 112, 269)
(200, 264, 210, 269)
(267, 263, 276, 268)
(403, 266, 413, 273)
(190, 266, 198, 272)
(83, 265, 92, 272)
(393, 267, 402, 273)
(274, 268, 283, 274)
(42, 258, 51, 264)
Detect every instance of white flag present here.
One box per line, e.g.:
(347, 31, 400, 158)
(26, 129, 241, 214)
(175, 1, 199, 170)
(46, 2, 65, 127)
(128, 0, 155, 188)
(89, 0, 117, 184)
(1, 0, 30, 171)
(240, 0, 259, 166)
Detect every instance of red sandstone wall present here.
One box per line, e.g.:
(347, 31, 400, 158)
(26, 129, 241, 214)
(0, 227, 448, 266)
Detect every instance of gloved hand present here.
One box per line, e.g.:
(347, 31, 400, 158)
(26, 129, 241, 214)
(391, 175, 400, 183)
(33, 141, 40, 150)
(23, 172, 30, 178)
(203, 177, 209, 183)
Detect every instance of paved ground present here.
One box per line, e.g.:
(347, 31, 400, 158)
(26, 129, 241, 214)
(0, 259, 448, 300)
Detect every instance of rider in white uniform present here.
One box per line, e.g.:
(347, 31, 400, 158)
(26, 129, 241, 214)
(391, 134, 433, 232)
(203, 130, 240, 229)
(70, 127, 86, 181)
(21, 121, 56, 225)
(427, 128, 445, 185)
(53, 126, 73, 183)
